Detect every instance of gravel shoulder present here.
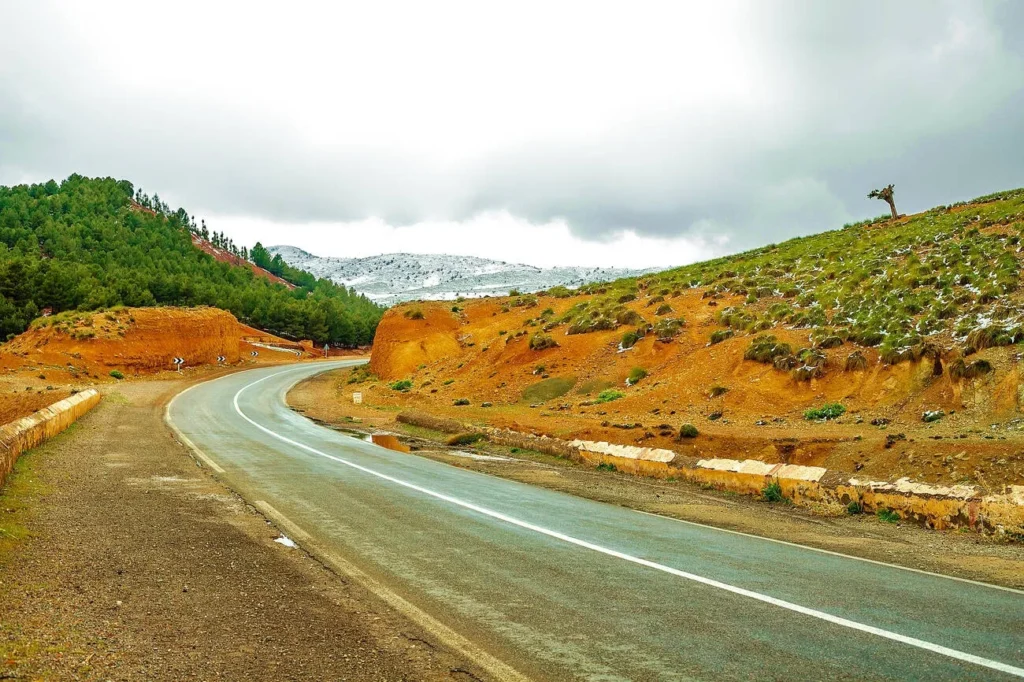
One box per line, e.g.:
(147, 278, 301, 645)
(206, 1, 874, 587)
(290, 369, 1024, 591)
(0, 376, 479, 681)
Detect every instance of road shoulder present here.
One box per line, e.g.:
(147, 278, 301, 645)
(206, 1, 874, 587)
(0, 378, 484, 680)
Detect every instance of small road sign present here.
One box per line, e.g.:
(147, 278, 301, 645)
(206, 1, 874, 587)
(352, 392, 363, 405)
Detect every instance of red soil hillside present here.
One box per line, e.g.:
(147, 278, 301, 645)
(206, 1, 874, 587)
(191, 234, 296, 289)
(0, 306, 315, 380)
(366, 294, 1024, 489)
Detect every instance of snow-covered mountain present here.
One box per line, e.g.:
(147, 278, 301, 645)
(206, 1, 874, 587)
(269, 246, 654, 305)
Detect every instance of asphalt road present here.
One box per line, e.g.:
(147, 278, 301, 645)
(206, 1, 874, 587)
(167, 362, 1024, 681)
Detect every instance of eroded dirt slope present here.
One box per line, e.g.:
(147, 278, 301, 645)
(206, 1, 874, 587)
(366, 295, 1024, 489)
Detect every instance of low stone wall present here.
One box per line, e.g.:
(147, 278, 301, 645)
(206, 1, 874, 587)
(0, 389, 101, 487)
(397, 410, 467, 435)
(569, 437, 1023, 535)
(395, 410, 1024, 536)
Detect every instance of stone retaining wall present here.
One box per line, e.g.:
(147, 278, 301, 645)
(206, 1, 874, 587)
(395, 410, 1024, 536)
(0, 389, 101, 487)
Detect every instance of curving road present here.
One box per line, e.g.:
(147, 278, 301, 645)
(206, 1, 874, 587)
(167, 362, 1024, 681)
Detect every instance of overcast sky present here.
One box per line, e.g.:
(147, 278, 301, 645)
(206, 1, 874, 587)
(2, 1, 1023, 268)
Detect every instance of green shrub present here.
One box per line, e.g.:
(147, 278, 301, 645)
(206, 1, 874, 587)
(655, 303, 673, 316)
(546, 285, 572, 298)
(620, 330, 640, 349)
(744, 335, 793, 363)
(109, 369, 125, 380)
(653, 318, 683, 342)
(442, 378, 455, 385)
(529, 333, 559, 351)
(845, 350, 868, 371)
(404, 309, 424, 320)
(846, 500, 863, 515)
(453, 398, 470, 406)
(678, 424, 699, 439)
(389, 379, 413, 392)
(877, 508, 900, 523)
(804, 403, 846, 420)
(949, 358, 992, 379)
(709, 329, 734, 345)
(761, 480, 786, 503)
(596, 462, 618, 472)
(596, 389, 625, 403)
(627, 367, 648, 385)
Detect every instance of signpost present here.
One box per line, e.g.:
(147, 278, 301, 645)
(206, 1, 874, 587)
(352, 392, 363, 405)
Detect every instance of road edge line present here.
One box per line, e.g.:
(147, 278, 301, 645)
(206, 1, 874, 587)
(235, 370, 1024, 679)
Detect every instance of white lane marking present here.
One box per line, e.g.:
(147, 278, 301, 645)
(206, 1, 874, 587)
(631, 509, 1024, 596)
(255, 363, 1022, 597)
(231, 370, 1024, 679)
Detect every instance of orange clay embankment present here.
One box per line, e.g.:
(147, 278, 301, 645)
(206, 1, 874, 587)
(1, 306, 318, 382)
(0, 389, 101, 487)
(366, 294, 1024, 493)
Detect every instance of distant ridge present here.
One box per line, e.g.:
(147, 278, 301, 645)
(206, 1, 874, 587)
(269, 246, 655, 304)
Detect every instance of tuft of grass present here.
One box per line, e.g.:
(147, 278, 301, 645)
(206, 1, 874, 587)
(678, 423, 699, 439)
(949, 358, 992, 380)
(844, 350, 868, 372)
(529, 332, 559, 351)
(404, 308, 424, 320)
(453, 398, 470, 406)
(627, 367, 648, 385)
(877, 508, 900, 523)
(744, 335, 793, 363)
(596, 461, 618, 472)
(109, 369, 125, 380)
(804, 403, 846, 420)
(761, 480, 787, 503)
(596, 389, 625, 403)
(709, 385, 729, 398)
(389, 379, 413, 392)
(709, 329, 734, 345)
(846, 500, 863, 515)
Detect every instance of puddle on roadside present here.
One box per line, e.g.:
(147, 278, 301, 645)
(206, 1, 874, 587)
(371, 433, 411, 453)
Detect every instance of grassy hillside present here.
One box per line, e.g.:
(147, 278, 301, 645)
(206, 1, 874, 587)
(555, 188, 1024, 366)
(0, 175, 383, 345)
(362, 188, 1024, 490)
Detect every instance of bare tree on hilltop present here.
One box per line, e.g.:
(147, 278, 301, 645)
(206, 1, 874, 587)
(868, 184, 899, 220)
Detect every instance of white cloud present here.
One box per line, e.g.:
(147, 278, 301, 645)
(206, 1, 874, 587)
(210, 211, 724, 269)
(2, 0, 1022, 267)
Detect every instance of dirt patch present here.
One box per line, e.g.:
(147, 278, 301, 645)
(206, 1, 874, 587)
(0, 306, 334, 397)
(0, 378, 481, 680)
(0, 387, 73, 424)
(290, 370, 1024, 590)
